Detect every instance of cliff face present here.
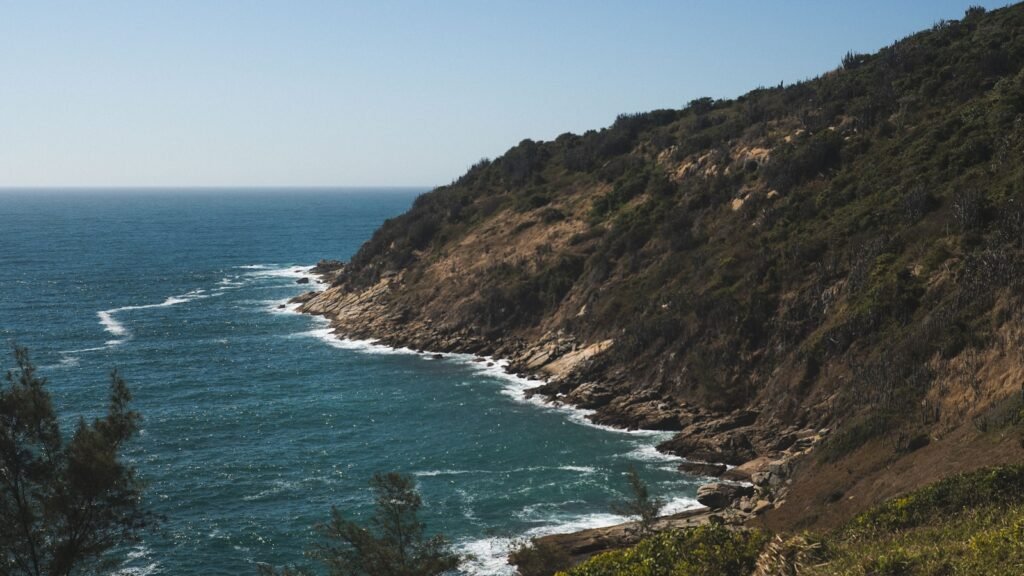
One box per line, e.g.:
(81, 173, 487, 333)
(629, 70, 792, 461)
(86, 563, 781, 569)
(300, 4, 1024, 528)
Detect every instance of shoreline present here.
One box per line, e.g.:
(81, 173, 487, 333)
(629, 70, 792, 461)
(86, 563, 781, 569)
(283, 265, 674, 440)
(285, 263, 814, 568)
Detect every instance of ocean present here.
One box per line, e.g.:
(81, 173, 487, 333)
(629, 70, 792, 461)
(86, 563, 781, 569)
(0, 189, 702, 575)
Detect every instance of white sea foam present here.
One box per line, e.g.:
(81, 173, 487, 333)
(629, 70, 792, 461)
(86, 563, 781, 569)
(415, 465, 594, 479)
(661, 496, 703, 515)
(111, 546, 159, 576)
(243, 264, 315, 280)
(458, 496, 703, 575)
(491, 371, 668, 437)
(262, 265, 698, 571)
(217, 276, 245, 289)
(97, 310, 128, 336)
(458, 512, 630, 576)
(242, 479, 301, 502)
(558, 465, 596, 474)
(78, 288, 215, 352)
(60, 345, 110, 354)
(414, 469, 482, 477)
(266, 298, 302, 314)
(111, 563, 159, 576)
(40, 354, 82, 371)
(623, 443, 683, 463)
(298, 325, 675, 440)
(97, 296, 189, 342)
(298, 328, 421, 356)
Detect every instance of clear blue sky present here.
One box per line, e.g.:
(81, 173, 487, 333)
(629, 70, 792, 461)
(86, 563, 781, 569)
(0, 1, 1010, 188)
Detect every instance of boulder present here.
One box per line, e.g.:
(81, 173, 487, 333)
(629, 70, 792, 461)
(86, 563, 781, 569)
(289, 291, 319, 304)
(658, 431, 757, 465)
(752, 499, 773, 515)
(721, 456, 772, 482)
(707, 410, 759, 433)
(310, 259, 344, 274)
(296, 277, 310, 284)
(565, 383, 617, 409)
(590, 398, 684, 431)
(769, 432, 797, 452)
(696, 482, 754, 510)
(677, 462, 728, 477)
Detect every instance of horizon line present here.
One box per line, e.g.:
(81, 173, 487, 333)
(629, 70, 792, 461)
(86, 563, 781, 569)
(0, 185, 434, 191)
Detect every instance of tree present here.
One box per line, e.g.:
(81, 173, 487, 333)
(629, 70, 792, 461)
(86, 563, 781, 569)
(0, 345, 153, 576)
(508, 538, 571, 576)
(310, 472, 460, 576)
(611, 466, 664, 538)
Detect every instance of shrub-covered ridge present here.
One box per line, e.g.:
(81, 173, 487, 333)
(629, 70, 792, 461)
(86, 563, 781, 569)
(300, 3, 1024, 528)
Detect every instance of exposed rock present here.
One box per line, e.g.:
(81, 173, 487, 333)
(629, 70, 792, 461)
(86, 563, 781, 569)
(721, 456, 772, 482)
(540, 339, 614, 380)
(707, 410, 759, 433)
(696, 482, 754, 510)
(310, 259, 344, 274)
(658, 429, 757, 465)
(296, 277, 310, 284)
(770, 432, 797, 452)
(565, 383, 617, 409)
(590, 398, 684, 431)
(677, 462, 728, 477)
(522, 507, 745, 567)
(289, 290, 319, 304)
(752, 499, 773, 515)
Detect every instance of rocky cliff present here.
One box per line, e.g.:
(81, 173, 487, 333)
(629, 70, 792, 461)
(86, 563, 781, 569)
(298, 4, 1024, 529)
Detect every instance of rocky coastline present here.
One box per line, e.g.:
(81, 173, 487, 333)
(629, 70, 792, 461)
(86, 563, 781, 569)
(291, 261, 830, 565)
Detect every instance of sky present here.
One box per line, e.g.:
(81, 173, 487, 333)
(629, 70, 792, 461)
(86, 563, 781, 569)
(0, 1, 1011, 188)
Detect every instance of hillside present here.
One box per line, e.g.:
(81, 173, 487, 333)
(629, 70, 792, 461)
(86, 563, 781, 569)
(298, 4, 1024, 530)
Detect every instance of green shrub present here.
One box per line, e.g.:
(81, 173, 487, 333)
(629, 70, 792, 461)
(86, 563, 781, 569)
(850, 465, 1024, 535)
(807, 466, 1024, 576)
(510, 539, 572, 576)
(557, 524, 768, 576)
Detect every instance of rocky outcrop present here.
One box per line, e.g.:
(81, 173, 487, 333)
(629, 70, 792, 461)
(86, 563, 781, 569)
(522, 507, 750, 567)
(310, 259, 344, 274)
(588, 397, 686, 431)
(677, 462, 728, 477)
(697, 483, 755, 509)
(692, 428, 829, 517)
(658, 429, 757, 465)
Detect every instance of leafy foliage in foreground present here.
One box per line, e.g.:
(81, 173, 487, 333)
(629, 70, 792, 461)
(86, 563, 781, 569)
(611, 467, 665, 538)
(556, 524, 768, 576)
(0, 346, 153, 576)
(309, 472, 460, 576)
(509, 539, 573, 576)
(552, 467, 1024, 576)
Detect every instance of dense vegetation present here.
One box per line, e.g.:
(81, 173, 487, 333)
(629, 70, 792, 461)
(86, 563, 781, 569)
(330, 4, 1024, 467)
(806, 465, 1024, 575)
(555, 466, 1024, 576)
(556, 524, 768, 576)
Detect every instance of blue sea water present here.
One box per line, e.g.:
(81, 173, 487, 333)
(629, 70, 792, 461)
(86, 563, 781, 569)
(0, 189, 702, 575)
